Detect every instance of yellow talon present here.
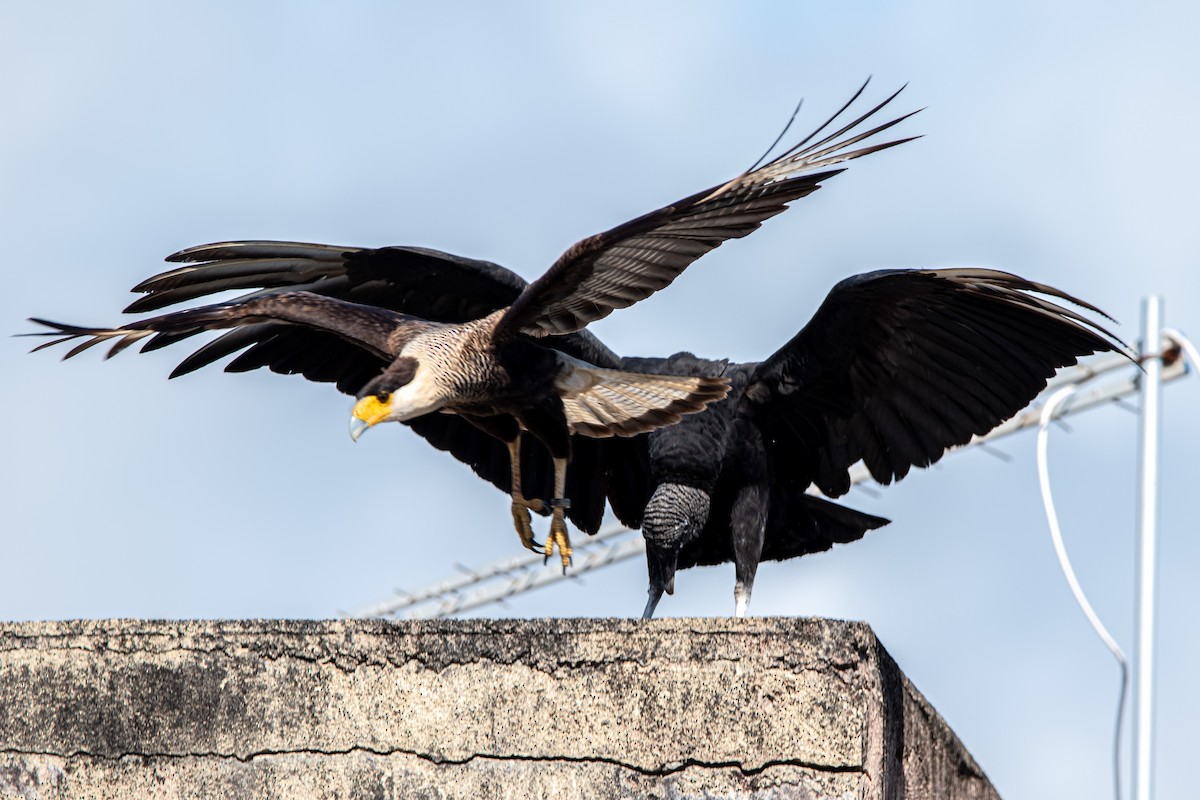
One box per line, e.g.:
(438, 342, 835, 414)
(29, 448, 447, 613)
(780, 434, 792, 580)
(510, 497, 545, 553)
(546, 510, 573, 572)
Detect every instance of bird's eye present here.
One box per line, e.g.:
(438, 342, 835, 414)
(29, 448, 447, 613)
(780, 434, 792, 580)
(377, 391, 391, 403)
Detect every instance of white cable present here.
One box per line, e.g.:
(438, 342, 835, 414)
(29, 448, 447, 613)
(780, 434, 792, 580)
(1162, 327, 1200, 374)
(1037, 385, 1129, 800)
(1038, 387, 1128, 658)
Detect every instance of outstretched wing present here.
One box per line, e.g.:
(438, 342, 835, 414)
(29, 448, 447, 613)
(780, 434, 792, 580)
(747, 268, 1127, 498)
(117, 240, 619, 392)
(29, 291, 422, 363)
(131, 241, 528, 318)
(497, 81, 920, 339)
(33, 242, 628, 534)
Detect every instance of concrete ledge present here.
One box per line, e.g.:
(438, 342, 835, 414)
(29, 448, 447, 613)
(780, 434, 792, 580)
(0, 618, 998, 799)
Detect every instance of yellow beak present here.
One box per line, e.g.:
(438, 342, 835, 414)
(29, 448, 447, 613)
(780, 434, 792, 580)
(349, 395, 393, 442)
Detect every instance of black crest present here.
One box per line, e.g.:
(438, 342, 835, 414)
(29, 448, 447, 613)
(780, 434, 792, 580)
(360, 356, 419, 399)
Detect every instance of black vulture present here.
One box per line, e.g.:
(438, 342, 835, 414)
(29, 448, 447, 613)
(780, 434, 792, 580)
(620, 268, 1125, 617)
(29, 83, 917, 568)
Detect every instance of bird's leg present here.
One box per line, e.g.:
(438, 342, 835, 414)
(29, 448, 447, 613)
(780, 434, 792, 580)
(507, 436, 544, 554)
(733, 585, 752, 618)
(544, 456, 572, 572)
(731, 481, 768, 619)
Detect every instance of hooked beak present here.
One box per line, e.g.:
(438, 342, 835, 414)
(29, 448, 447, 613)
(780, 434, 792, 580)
(642, 541, 680, 619)
(349, 395, 392, 442)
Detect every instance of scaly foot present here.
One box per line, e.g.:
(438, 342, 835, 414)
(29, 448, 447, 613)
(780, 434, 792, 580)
(510, 496, 545, 553)
(543, 499, 573, 573)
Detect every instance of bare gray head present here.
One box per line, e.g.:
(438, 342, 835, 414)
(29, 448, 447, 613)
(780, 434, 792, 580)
(641, 482, 711, 618)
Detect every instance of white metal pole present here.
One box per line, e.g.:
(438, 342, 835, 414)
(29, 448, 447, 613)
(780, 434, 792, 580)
(1133, 295, 1162, 800)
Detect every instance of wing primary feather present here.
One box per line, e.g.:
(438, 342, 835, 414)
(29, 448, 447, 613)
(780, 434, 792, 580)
(774, 82, 907, 164)
(164, 240, 355, 264)
(771, 78, 874, 163)
(168, 325, 275, 378)
(743, 96, 807, 175)
(30, 292, 416, 368)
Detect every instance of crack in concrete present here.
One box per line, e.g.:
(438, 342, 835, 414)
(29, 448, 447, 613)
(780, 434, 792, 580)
(0, 746, 862, 779)
(0, 620, 996, 796)
(6, 642, 852, 681)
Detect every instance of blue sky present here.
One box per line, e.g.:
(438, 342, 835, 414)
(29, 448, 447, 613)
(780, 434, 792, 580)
(3, 3, 1198, 798)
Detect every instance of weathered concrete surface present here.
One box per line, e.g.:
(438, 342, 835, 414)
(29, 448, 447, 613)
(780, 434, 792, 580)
(0, 618, 998, 799)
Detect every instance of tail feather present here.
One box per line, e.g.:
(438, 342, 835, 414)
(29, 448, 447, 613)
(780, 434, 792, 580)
(758, 492, 890, 563)
(560, 366, 729, 438)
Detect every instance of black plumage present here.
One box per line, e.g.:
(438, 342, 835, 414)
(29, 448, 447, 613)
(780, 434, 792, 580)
(620, 268, 1126, 617)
